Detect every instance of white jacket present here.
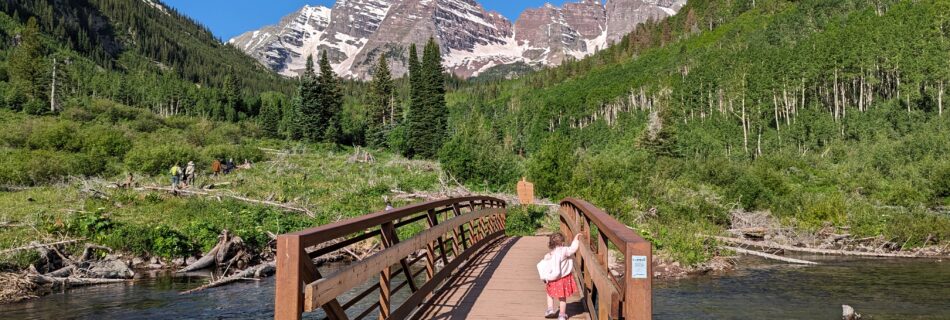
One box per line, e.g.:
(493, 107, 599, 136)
(537, 238, 580, 281)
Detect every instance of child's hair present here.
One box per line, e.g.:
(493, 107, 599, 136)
(548, 233, 565, 249)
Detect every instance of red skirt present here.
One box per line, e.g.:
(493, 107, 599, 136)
(545, 274, 577, 298)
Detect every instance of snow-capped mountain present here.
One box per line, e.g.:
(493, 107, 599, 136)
(229, 0, 686, 79)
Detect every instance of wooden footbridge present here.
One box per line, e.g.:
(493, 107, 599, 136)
(275, 197, 653, 320)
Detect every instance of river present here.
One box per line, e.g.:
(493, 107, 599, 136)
(1, 257, 947, 319)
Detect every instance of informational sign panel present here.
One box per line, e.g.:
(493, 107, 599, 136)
(631, 256, 648, 279)
(516, 177, 534, 205)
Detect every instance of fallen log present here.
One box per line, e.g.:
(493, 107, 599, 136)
(178, 234, 228, 273)
(0, 239, 85, 255)
(138, 186, 314, 217)
(712, 236, 948, 259)
(722, 246, 818, 265)
(29, 273, 128, 287)
(180, 262, 275, 295)
(45, 265, 77, 278)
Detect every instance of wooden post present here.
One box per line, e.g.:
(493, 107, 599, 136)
(596, 231, 608, 269)
(275, 235, 304, 320)
(623, 241, 653, 320)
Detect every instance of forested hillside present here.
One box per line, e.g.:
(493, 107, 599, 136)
(442, 0, 950, 264)
(0, 0, 292, 119)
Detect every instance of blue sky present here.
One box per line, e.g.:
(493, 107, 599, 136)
(163, 0, 601, 41)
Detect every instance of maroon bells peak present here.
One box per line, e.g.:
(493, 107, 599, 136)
(229, 0, 685, 79)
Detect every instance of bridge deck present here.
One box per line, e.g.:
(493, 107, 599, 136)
(415, 236, 588, 320)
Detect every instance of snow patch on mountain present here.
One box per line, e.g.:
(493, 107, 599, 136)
(230, 0, 686, 79)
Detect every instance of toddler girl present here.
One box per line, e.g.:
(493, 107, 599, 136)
(539, 232, 581, 319)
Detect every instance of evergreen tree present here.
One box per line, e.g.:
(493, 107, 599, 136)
(368, 55, 394, 147)
(7, 17, 47, 112)
(221, 70, 240, 122)
(316, 50, 342, 143)
(405, 44, 422, 158)
(408, 44, 421, 100)
(282, 87, 304, 140)
(298, 54, 322, 141)
(406, 38, 447, 159)
(259, 91, 284, 138)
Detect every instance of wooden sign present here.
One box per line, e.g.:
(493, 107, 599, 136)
(516, 177, 534, 205)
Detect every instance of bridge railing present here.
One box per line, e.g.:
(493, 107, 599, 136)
(274, 196, 507, 320)
(559, 198, 652, 320)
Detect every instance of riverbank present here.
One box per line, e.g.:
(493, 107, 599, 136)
(2, 141, 948, 304)
(0, 256, 946, 319)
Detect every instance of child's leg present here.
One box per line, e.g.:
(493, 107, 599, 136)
(558, 297, 567, 316)
(546, 294, 555, 310)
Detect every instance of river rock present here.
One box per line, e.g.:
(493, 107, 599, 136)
(842, 305, 861, 320)
(186, 257, 198, 266)
(85, 260, 135, 279)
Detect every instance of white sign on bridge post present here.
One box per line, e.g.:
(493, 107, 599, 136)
(631, 256, 648, 279)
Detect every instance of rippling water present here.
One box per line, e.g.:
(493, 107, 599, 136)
(1, 258, 947, 319)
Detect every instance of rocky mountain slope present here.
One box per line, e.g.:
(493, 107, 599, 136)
(229, 0, 686, 79)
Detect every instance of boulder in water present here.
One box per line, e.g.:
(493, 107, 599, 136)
(842, 305, 861, 320)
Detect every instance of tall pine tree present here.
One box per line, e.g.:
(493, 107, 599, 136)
(7, 17, 47, 112)
(405, 44, 422, 158)
(259, 91, 284, 138)
(316, 50, 342, 143)
(221, 68, 240, 122)
(297, 54, 323, 141)
(406, 38, 447, 159)
(283, 87, 304, 140)
(368, 55, 395, 147)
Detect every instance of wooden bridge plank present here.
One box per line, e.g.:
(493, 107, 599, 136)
(414, 236, 589, 320)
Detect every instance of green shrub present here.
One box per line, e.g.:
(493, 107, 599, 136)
(527, 134, 577, 198)
(184, 119, 222, 147)
(0, 149, 105, 185)
(131, 113, 163, 132)
(878, 178, 930, 208)
(647, 219, 714, 267)
(797, 192, 848, 228)
(80, 125, 132, 158)
(438, 118, 520, 188)
(181, 220, 221, 252)
(26, 119, 81, 151)
(149, 225, 193, 258)
(932, 162, 950, 200)
(506, 205, 547, 236)
(90, 99, 142, 123)
(124, 143, 201, 175)
(66, 211, 195, 258)
(387, 123, 410, 156)
(201, 144, 266, 164)
(60, 103, 95, 122)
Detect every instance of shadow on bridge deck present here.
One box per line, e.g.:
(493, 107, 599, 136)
(414, 236, 588, 320)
